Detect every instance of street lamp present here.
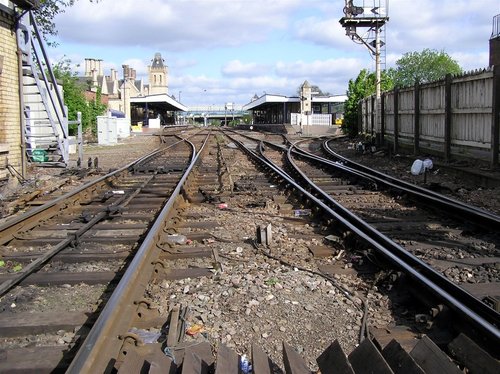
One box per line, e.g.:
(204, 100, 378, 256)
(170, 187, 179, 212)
(178, 91, 182, 103)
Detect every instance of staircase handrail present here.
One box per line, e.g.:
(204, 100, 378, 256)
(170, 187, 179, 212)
(28, 11, 68, 139)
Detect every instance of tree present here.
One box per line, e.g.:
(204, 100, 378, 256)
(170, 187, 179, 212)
(241, 113, 252, 125)
(52, 58, 106, 135)
(392, 49, 462, 87)
(343, 69, 394, 137)
(296, 84, 331, 97)
(32, 0, 100, 43)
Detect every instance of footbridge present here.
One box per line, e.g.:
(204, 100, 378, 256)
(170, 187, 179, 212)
(182, 105, 247, 126)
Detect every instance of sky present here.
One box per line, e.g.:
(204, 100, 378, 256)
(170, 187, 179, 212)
(50, 0, 500, 106)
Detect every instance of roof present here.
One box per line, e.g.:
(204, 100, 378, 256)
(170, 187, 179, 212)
(312, 95, 348, 103)
(134, 79, 142, 91)
(106, 80, 115, 94)
(108, 109, 125, 118)
(151, 53, 166, 69)
(243, 93, 347, 111)
(243, 94, 298, 110)
(130, 94, 187, 112)
(301, 80, 311, 88)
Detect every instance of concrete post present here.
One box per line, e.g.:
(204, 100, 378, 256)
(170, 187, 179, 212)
(444, 74, 452, 162)
(414, 81, 420, 155)
(491, 65, 500, 168)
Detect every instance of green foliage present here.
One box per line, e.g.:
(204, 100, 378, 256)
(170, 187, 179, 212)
(52, 59, 87, 122)
(343, 69, 394, 137)
(241, 113, 252, 125)
(265, 277, 278, 286)
(393, 48, 462, 87)
(343, 49, 462, 137)
(52, 58, 106, 135)
(87, 88, 107, 134)
(296, 84, 331, 96)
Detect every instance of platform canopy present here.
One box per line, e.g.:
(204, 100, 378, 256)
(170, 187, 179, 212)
(130, 94, 187, 112)
(243, 93, 347, 111)
(243, 94, 296, 111)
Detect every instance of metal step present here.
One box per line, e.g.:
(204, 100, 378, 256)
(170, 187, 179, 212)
(19, 10, 71, 166)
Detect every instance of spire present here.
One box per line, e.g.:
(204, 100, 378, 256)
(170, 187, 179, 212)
(151, 52, 165, 69)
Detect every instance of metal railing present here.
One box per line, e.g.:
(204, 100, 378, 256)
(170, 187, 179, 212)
(18, 11, 69, 165)
(492, 14, 500, 39)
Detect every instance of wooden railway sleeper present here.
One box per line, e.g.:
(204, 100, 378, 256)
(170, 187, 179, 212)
(0, 209, 109, 296)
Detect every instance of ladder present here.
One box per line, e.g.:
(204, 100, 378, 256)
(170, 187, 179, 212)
(17, 11, 69, 166)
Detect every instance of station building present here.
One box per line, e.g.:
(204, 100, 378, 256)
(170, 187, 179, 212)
(243, 81, 347, 134)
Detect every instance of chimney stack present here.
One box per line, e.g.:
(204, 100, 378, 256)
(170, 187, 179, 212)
(122, 64, 130, 80)
(91, 68, 98, 88)
(98, 59, 104, 77)
(84, 58, 90, 76)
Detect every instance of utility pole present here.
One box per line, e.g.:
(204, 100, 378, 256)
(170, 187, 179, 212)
(122, 65, 129, 119)
(375, 26, 381, 99)
(340, 0, 388, 99)
(339, 0, 389, 134)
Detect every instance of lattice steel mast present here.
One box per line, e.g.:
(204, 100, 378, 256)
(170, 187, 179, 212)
(339, 0, 389, 99)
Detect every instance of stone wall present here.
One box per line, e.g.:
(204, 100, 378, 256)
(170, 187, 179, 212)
(0, 6, 22, 185)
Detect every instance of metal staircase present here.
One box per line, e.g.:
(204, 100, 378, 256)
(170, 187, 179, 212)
(17, 11, 69, 166)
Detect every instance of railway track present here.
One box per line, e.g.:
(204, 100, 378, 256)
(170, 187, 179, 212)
(290, 138, 500, 319)
(0, 133, 199, 371)
(0, 128, 498, 373)
(249, 134, 499, 338)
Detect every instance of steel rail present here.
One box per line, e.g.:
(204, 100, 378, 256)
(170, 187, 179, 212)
(66, 133, 211, 373)
(1, 166, 155, 294)
(321, 139, 500, 228)
(228, 134, 499, 345)
(291, 143, 500, 230)
(0, 138, 187, 241)
(285, 142, 500, 341)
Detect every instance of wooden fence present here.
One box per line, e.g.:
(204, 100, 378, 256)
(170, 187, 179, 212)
(360, 66, 500, 167)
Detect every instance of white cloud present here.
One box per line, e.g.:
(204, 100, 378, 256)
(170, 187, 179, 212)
(293, 16, 355, 50)
(51, 0, 500, 105)
(275, 57, 364, 77)
(387, 0, 499, 56)
(221, 60, 270, 76)
(450, 52, 491, 72)
(55, 0, 303, 51)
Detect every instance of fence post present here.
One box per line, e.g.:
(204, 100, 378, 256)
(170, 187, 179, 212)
(394, 87, 399, 154)
(444, 74, 452, 162)
(380, 92, 385, 146)
(414, 81, 420, 155)
(371, 95, 375, 137)
(77, 112, 83, 168)
(357, 100, 363, 135)
(362, 98, 370, 134)
(491, 65, 500, 168)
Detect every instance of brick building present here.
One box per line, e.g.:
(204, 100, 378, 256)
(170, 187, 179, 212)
(0, 0, 35, 187)
(81, 53, 169, 118)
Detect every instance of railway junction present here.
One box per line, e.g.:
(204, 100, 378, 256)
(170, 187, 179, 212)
(0, 127, 498, 373)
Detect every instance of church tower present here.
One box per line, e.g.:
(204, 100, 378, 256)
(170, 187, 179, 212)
(148, 52, 168, 95)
